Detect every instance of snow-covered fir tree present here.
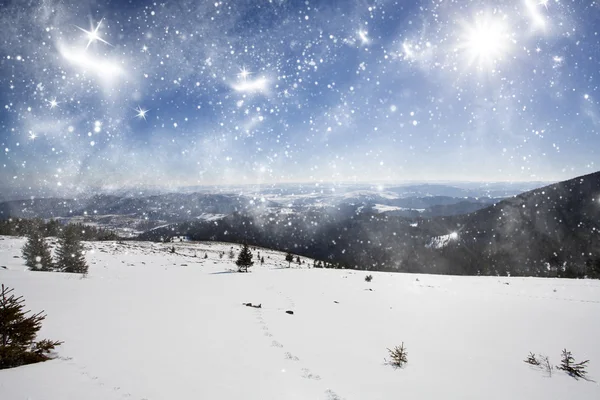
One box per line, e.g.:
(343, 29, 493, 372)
(235, 243, 254, 273)
(55, 225, 88, 274)
(22, 228, 53, 271)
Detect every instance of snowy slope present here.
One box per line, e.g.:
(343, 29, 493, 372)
(1, 236, 599, 399)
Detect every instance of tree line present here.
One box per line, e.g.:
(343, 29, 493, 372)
(138, 210, 600, 279)
(1, 218, 118, 241)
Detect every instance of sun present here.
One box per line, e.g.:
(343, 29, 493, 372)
(458, 13, 512, 70)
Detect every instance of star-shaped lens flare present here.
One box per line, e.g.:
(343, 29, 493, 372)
(75, 18, 112, 49)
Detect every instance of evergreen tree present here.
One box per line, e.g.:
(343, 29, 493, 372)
(22, 228, 53, 271)
(0, 284, 62, 369)
(235, 243, 254, 273)
(557, 349, 589, 378)
(285, 252, 294, 268)
(44, 219, 61, 237)
(55, 225, 88, 274)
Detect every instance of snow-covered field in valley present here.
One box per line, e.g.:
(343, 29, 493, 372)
(1, 236, 599, 399)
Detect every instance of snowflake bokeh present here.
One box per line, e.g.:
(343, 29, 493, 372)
(0, 0, 598, 195)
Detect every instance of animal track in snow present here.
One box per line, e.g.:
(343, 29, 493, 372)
(325, 389, 344, 400)
(301, 368, 321, 380)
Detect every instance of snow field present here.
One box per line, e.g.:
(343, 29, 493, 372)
(1, 236, 599, 399)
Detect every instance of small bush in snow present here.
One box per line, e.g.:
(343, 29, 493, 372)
(0, 285, 62, 369)
(365, 274, 373, 282)
(525, 352, 553, 377)
(524, 352, 540, 366)
(540, 355, 553, 377)
(285, 252, 294, 267)
(386, 342, 408, 368)
(557, 349, 589, 379)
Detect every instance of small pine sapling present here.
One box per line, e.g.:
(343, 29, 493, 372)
(285, 252, 294, 267)
(386, 342, 408, 368)
(557, 349, 589, 378)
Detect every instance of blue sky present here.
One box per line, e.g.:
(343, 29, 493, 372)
(0, 0, 599, 193)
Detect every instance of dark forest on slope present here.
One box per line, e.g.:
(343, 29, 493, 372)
(139, 171, 600, 278)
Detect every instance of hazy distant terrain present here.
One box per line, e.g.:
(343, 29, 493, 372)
(2, 174, 599, 278)
(0, 181, 536, 235)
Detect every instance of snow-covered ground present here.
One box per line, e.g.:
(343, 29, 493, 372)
(372, 204, 425, 213)
(1, 236, 599, 399)
(427, 232, 459, 248)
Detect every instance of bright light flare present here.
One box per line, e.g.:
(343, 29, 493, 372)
(231, 76, 270, 95)
(75, 19, 112, 49)
(449, 232, 458, 240)
(525, 0, 547, 31)
(134, 106, 149, 121)
(238, 66, 252, 81)
(358, 29, 370, 45)
(47, 98, 59, 109)
(459, 13, 512, 70)
(402, 42, 415, 59)
(58, 43, 125, 84)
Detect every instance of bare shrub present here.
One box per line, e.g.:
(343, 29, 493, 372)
(524, 352, 553, 377)
(540, 355, 553, 377)
(524, 352, 540, 366)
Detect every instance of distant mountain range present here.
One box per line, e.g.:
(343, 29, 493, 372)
(138, 172, 600, 277)
(0, 183, 514, 233)
(2, 175, 599, 277)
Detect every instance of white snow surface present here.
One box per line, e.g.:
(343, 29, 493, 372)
(372, 204, 425, 213)
(1, 236, 599, 399)
(194, 213, 227, 221)
(427, 232, 458, 249)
